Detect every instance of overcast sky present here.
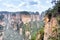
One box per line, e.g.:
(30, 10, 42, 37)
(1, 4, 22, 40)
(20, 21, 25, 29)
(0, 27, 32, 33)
(0, 0, 54, 13)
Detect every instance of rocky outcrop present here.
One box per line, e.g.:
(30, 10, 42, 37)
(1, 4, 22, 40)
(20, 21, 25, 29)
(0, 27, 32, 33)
(44, 16, 58, 40)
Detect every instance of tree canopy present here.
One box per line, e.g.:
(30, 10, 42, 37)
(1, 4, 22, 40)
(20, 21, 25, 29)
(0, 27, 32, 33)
(44, 0, 60, 24)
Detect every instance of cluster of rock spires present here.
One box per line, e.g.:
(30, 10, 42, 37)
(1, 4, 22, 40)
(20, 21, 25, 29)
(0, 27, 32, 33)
(0, 11, 42, 40)
(35, 14, 59, 40)
(0, 11, 59, 40)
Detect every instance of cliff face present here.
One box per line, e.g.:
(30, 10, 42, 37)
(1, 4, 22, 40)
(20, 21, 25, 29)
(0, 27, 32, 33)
(15, 14, 40, 24)
(19, 14, 31, 24)
(44, 17, 58, 40)
(0, 11, 40, 24)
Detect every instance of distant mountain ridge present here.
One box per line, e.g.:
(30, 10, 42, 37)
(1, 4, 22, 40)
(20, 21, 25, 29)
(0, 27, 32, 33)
(0, 11, 39, 15)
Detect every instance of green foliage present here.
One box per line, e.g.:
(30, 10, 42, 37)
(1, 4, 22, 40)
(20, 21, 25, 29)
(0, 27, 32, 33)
(31, 31, 37, 40)
(22, 24, 26, 35)
(39, 27, 44, 40)
(20, 11, 30, 15)
(39, 27, 44, 34)
(22, 21, 44, 40)
(25, 23, 31, 31)
(31, 27, 44, 40)
(56, 16, 60, 24)
(44, 0, 60, 24)
(0, 14, 4, 20)
(49, 36, 58, 40)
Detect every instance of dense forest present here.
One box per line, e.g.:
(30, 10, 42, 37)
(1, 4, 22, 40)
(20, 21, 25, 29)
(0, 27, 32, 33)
(44, 0, 60, 24)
